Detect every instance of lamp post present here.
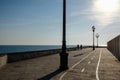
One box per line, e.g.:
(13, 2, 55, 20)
(92, 26, 95, 50)
(96, 33, 99, 48)
(59, 0, 68, 71)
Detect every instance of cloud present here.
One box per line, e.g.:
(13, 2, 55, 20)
(91, 13, 116, 27)
(70, 10, 93, 17)
(70, 0, 120, 27)
(91, 0, 120, 27)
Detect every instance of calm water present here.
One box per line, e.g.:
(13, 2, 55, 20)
(0, 45, 76, 54)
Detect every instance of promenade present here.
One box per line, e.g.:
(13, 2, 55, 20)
(0, 48, 120, 80)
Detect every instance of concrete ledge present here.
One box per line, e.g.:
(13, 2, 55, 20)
(0, 54, 7, 69)
(7, 47, 77, 63)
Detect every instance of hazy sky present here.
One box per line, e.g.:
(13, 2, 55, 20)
(0, 0, 120, 45)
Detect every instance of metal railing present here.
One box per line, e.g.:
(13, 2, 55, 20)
(107, 35, 120, 60)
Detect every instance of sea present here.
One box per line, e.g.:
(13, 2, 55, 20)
(0, 45, 76, 54)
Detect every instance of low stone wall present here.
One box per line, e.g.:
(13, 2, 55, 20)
(107, 35, 120, 60)
(0, 55, 7, 68)
(7, 47, 77, 63)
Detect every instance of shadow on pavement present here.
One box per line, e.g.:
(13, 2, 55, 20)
(37, 69, 62, 80)
(73, 50, 93, 57)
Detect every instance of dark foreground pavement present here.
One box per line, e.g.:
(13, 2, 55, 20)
(0, 48, 120, 80)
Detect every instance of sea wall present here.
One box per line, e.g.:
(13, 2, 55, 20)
(0, 55, 7, 68)
(107, 35, 120, 60)
(7, 47, 77, 63)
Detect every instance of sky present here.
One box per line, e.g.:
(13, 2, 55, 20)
(0, 0, 120, 46)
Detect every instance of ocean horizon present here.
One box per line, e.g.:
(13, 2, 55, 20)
(0, 45, 76, 54)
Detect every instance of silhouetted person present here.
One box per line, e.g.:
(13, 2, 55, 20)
(77, 45, 79, 49)
(80, 44, 82, 49)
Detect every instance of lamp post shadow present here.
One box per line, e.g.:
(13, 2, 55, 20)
(37, 69, 63, 80)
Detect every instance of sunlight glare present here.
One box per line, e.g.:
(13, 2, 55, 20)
(95, 0, 119, 13)
(92, 0, 120, 27)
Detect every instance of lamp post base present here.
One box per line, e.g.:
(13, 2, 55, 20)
(59, 52, 68, 71)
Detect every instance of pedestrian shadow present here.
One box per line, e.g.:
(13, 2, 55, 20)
(73, 50, 93, 57)
(37, 69, 62, 80)
(73, 54, 83, 57)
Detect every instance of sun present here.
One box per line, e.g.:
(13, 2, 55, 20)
(95, 0, 119, 13)
(92, 0, 120, 26)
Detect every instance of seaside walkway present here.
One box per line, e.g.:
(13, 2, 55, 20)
(0, 48, 120, 80)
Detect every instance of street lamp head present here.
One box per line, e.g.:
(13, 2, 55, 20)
(96, 33, 99, 38)
(92, 26, 95, 32)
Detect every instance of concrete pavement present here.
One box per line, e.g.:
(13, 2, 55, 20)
(0, 48, 120, 80)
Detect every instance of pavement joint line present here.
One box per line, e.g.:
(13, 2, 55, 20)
(96, 49, 102, 80)
(59, 51, 94, 80)
(81, 68, 85, 72)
